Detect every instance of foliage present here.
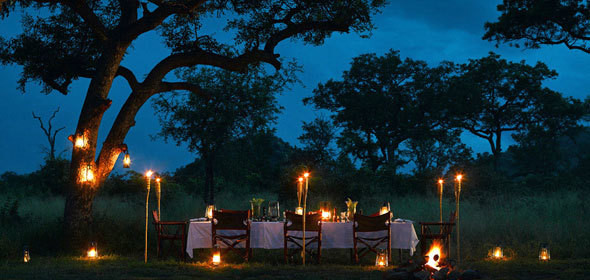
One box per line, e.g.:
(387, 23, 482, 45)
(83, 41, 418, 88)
(304, 50, 454, 172)
(484, 0, 590, 54)
(298, 116, 337, 165)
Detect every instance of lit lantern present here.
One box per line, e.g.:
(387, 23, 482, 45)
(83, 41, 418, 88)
(74, 133, 86, 149)
(379, 202, 390, 216)
(87, 242, 98, 259)
(212, 245, 221, 266)
(319, 201, 331, 221)
(539, 243, 550, 261)
(492, 246, 503, 259)
(375, 249, 388, 267)
(206, 205, 215, 220)
(23, 246, 30, 263)
(123, 152, 131, 168)
(295, 206, 304, 215)
(80, 164, 94, 183)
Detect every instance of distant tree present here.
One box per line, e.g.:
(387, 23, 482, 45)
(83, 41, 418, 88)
(0, 0, 385, 242)
(298, 116, 336, 165)
(484, 0, 590, 54)
(304, 50, 453, 172)
(407, 128, 472, 176)
(449, 53, 563, 169)
(32, 107, 65, 160)
(153, 66, 295, 204)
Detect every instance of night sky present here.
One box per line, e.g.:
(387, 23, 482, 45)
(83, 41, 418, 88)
(1, 0, 589, 174)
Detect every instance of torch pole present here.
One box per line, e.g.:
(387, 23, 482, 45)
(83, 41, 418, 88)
(157, 179, 161, 220)
(145, 176, 151, 264)
(455, 178, 461, 264)
(302, 176, 308, 266)
(439, 181, 443, 223)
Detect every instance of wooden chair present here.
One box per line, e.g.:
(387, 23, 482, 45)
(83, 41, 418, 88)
(284, 211, 323, 264)
(152, 210, 187, 261)
(353, 212, 391, 264)
(212, 209, 251, 262)
(419, 211, 456, 257)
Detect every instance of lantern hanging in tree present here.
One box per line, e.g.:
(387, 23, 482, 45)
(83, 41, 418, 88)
(539, 243, 550, 261)
(123, 151, 131, 168)
(74, 132, 86, 149)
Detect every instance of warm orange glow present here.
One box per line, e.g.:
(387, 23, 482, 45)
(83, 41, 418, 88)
(74, 133, 87, 149)
(295, 207, 304, 215)
(492, 247, 503, 259)
(123, 153, 131, 168)
(438, 179, 443, 184)
(298, 177, 303, 182)
(375, 251, 388, 267)
(425, 242, 442, 270)
(212, 251, 221, 265)
(156, 177, 161, 183)
(23, 251, 30, 263)
(380, 206, 389, 215)
(303, 172, 309, 178)
(87, 248, 97, 259)
(456, 174, 463, 181)
(80, 165, 94, 183)
(539, 248, 550, 261)
(206, 205, 215, 219)
(145, 170, 153, 178)
(321, 210, 331, 220)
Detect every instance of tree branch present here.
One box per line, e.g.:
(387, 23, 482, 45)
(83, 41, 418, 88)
(62, 0, 109, 41)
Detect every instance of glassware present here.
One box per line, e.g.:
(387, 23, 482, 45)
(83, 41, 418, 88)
(268, 201, 280, 221)
(340, 211, 348, 222)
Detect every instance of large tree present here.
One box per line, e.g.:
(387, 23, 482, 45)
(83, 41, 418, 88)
(153, 65, 294, 204)
(304, 50, 453, 172)
(484, 0, 590, 54)
(449, 53, 575, 169)
(0, 0, 385, 245)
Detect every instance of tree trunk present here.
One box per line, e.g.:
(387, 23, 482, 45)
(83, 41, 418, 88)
(204, 153, 215, 204)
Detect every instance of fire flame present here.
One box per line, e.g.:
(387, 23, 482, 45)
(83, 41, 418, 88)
(425, 242, 442, 270)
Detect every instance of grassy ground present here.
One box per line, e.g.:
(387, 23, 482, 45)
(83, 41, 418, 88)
(1, 256, 589, 280)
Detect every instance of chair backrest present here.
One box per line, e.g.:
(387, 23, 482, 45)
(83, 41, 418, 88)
(354, 212, 391, 232)
(284, 211, 321, 232)
(152, 210, 160, 223)
(213, 209, 250, 230)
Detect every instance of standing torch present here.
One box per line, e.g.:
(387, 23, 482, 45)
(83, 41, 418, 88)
(156, 177, 161, 220)
(438, 179, 444, 223)
(302, 172, 310, 266)
(455, 174, 463, 264)
(144, 170, 153, 264)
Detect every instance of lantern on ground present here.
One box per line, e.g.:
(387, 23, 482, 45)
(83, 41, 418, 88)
(375, 249, 388, 267)
(379, 202, 390, 216)
(123, 151, 131, 168)
(23, 246, 30, 263)
(319, 201, 331, 221)
(539, 243, 550, 261)
(206, 205, 215, 220)
(212, 245, 221, 266)
(87, 242, 98, 259)
(492, 246, 503, 259)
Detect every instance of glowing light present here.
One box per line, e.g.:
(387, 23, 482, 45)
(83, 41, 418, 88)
(74, 133, 87, 149)
(425, 242, 442, 270)
(321, 210, 331, 220)
(145, 170, 153, 178)
(375, 250, 388, 267)
(212, 251, 221, 266)
(303, 172, 309, 178)
(298, 177, 303, 182)
(156, 177, 161, 183)
(295, 207, 303, 215)
(87, 242, 98, 259)
(438, 179, 443, 184)
(456, 174, 463, 181)
(123, 153, 131, 168)
(23, 248, 30, 263)
(539, 244, 550, 261)
(80, 165, 94, 183)
(492, 247, 503, 259)
(206, 205, 215, 220)
(380, 206, 389, 215)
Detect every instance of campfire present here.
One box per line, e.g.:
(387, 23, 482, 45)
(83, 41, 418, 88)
(425, 241, 443, 270)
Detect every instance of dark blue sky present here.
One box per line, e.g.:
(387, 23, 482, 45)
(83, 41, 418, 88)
(1, 0, 589, 174)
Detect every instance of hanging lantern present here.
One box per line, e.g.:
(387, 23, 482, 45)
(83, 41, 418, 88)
(319, 201, 331, 221)
(492, 246, 503, 259)
(23, 246, 30, 263)
(123, 152, 131, 168)
(212, 245, 221, 266)
(379, 202, 390, 216)
(375, 249, 388, 267)
(87, 242, 98, 259)
(74, 133, 87, 149)
(206, 205, 215, 220)
(295, 206, 304, 215)
(80, 164, 94, 183)
(539, 243, 550, 261)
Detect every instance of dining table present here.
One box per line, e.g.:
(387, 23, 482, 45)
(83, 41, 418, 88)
(186, 219, 419, 259)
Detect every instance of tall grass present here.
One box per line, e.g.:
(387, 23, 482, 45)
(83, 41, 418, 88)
(1, 190, 588, 261)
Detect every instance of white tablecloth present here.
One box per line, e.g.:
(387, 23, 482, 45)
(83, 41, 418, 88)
(186, 220, 419, 258)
